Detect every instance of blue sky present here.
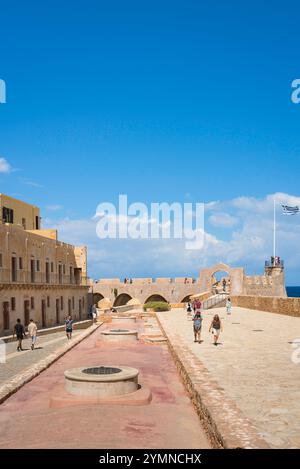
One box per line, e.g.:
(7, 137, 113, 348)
(1, 1, 300, 283)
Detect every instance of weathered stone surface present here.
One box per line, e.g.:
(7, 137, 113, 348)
(157, 307, 300, 449)
(232, 295, 300, 317)
(157, 312, 269, 449)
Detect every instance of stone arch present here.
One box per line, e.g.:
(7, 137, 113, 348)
(198, 262, 244, 296)
(210, 262, 231, 276)
(144, 294, 168, 303)
(113, 293, 133, 307)
(181, 294, 193, 303)
(93, 293, 104, 304)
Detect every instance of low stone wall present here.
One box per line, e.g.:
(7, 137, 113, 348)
(232, 295, 300, 317)
(1, 319, 93, 344)
(0, 323, 101, 405)
(190, 291, 212, 302)
(170, 303, 184, 308)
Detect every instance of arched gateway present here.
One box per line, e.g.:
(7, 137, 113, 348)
(198, 262, 244, 295)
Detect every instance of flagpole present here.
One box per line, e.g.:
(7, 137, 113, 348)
(273, 198, 276, 262)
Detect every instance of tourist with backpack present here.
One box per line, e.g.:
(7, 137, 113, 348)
(65, 315, 74, 340)
(193, 311, 203, 343)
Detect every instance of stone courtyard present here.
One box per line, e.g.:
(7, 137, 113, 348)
(0, 306, 300, 448)
(158, 307, 300, 448)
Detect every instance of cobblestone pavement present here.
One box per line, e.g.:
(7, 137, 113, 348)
(158, 307, 300, 449)
(0, 330, 81, 386)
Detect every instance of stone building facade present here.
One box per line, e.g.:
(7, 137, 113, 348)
(0, 194, 89, 335)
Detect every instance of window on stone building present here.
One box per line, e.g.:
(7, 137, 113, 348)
(0, 253, 2, 268)
(36, 260, 40, 272)
(72, 296, 74, 309)
(35, 216, 40, 230)
(47, 296, 50, 307)
(2, 207, 14, 224)
(60, 296, 64, 310)
(51, 262, 54, 273)
(58, 264, 62, 284)
(3, 302, 9, 330)
(19, 257, 23, 269)
(11, 256, 17, 282)
(31, 297, 34, 309)
(22, 218, 26, 229)
(11, 297, 16, 311)
(63, 264, 66, 275)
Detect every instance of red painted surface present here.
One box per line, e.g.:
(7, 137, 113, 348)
(0, 320, 210, 448)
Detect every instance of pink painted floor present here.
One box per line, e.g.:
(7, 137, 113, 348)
(0, 320, 210, 448)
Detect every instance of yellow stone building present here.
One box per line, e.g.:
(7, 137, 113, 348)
(0, 194, 90, 334)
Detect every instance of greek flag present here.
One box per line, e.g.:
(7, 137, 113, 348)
(281, 204, 299, 215)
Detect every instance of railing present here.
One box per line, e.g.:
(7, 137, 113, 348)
(265, 259, 284, 268)
(202, 293, 228, 310)
(0, 269, 90, 286)
(96, 277, 198, 285)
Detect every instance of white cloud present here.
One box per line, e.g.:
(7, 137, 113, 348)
(43, 193, 300, 283)
(0, 157, 12, 173)
(209, 212, 239, 227)
(19, 178, 43, 188)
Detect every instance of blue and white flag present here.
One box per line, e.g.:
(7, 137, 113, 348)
(281, 204, 299, 215)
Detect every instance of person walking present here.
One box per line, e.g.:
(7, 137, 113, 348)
(193, 298, 202, 314)
(27, 319, 38, 350)
(65, 315, 74, 340)
(193, 310, 203, 343)
(13, 318, 26, 352)
(92, 305, 97, 324)
(209, 314, 223, 345)
(226, 298, 232, 315)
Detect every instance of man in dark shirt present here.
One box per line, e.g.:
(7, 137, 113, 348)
(13, 318, 25, 351)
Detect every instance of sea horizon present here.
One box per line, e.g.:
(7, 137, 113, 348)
(286, 286, 300, 297)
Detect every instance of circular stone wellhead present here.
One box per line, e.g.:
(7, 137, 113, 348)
(101, 329, 139, 343)
(82, 366, 121, 375)
(64, 365, 139, 398)
(111, 316, 137, 324)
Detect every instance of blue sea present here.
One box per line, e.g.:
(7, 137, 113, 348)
(286, 286, 300, 297)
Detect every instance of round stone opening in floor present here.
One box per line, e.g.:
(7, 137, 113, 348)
(101, 329, 138, 343)
(64, 365, 139, 398)
(82, 366, 122, 375)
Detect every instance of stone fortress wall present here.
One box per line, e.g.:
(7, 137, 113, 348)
(93, 262, 287, 309)
(232, 295, 300, 318)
